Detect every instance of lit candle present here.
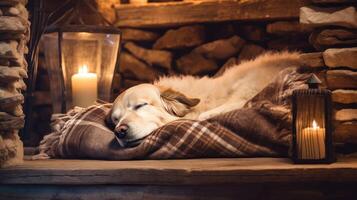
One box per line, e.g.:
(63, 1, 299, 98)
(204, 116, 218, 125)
(71, 65, 98, 108)
(300, 120, 326, 159)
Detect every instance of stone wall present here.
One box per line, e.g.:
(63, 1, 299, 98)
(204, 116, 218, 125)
(299, 1, 357, 145)
(113, 22, 313, 95)
(111, 1, 357, 145)
(0, 0, 29, 167)
(31, 1, 357, 147)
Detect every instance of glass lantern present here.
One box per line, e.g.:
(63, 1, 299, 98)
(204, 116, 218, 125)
(42, 25, 121, 112)
(292, 74, 335, 164)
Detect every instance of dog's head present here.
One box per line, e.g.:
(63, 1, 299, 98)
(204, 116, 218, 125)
(106, 84, 200, 145)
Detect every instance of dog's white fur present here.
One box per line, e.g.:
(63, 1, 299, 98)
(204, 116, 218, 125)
(108, 52, 301, 143)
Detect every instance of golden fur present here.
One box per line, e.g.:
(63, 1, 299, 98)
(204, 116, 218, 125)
(108, 52, 302, 143)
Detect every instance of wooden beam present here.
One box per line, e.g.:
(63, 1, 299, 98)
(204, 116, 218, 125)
(1, 158, 357, 185)
(114, 0, 309, 28)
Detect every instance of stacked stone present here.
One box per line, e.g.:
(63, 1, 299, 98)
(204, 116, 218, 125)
(111, 13, 325, 95)
(0, 0, 29, 167)
(33, 2, 357, 146)
(299, 0, 357, 144)
(113, 23, 302, 96)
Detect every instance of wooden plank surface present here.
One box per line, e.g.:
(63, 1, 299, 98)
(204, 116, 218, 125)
(114, 0, 309, 28)
(1, 157, 357, 185)
(2, 183, 357, 200)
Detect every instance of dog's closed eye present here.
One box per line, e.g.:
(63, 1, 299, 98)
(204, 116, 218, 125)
(134, 103, 148, 110)
(112, 117, 119, 123)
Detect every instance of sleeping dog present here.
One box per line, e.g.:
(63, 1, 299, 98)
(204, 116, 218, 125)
(106, 52, 302, 145)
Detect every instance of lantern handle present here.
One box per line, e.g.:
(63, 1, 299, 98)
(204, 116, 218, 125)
(306, 73, 322, 89)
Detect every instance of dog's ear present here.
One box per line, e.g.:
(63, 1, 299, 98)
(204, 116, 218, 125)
(160, 88, 200, 117)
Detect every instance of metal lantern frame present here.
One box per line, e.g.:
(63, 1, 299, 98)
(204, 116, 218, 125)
(291, 74, 335, 164)
(42, 0, 122, 112)
(44, 25, 121, 112)
(22, 0, 121, 143)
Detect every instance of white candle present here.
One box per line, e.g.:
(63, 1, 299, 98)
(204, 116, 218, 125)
(300, 120, 326, 159)
(71, 65, 98, 108)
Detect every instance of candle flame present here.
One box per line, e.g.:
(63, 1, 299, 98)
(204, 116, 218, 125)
(312, 120, 319, 129)
(78, 65, 89, 74)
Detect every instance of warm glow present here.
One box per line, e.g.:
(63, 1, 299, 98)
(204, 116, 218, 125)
(312, 120, 319, 129)
(77, 32, 91, 37)
(78, 65, 89, 74)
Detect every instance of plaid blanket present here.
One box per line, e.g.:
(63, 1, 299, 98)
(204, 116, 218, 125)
(35, 68, 309, 160)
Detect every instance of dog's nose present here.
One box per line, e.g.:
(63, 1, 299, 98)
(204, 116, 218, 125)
(115, 124, 128, 139)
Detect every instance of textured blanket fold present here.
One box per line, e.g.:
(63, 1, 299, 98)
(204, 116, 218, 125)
(35, 68, 309, 160)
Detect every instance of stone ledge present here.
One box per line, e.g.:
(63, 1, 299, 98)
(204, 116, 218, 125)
(332, 89, 357, 104)
(323, 48, 357, 69)
(334, 121, 357, 143)
(0, 112, 24, 131)
(326, 70, 357, 90)
(335, 109, 357, 122)
(300, 52, 325, 68)
(300, 6, 357, 28)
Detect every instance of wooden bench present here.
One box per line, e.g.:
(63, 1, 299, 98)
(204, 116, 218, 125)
(1, 157, 357, 199)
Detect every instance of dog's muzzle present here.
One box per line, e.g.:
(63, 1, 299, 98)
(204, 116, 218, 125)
(114, 124, 129, 139)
